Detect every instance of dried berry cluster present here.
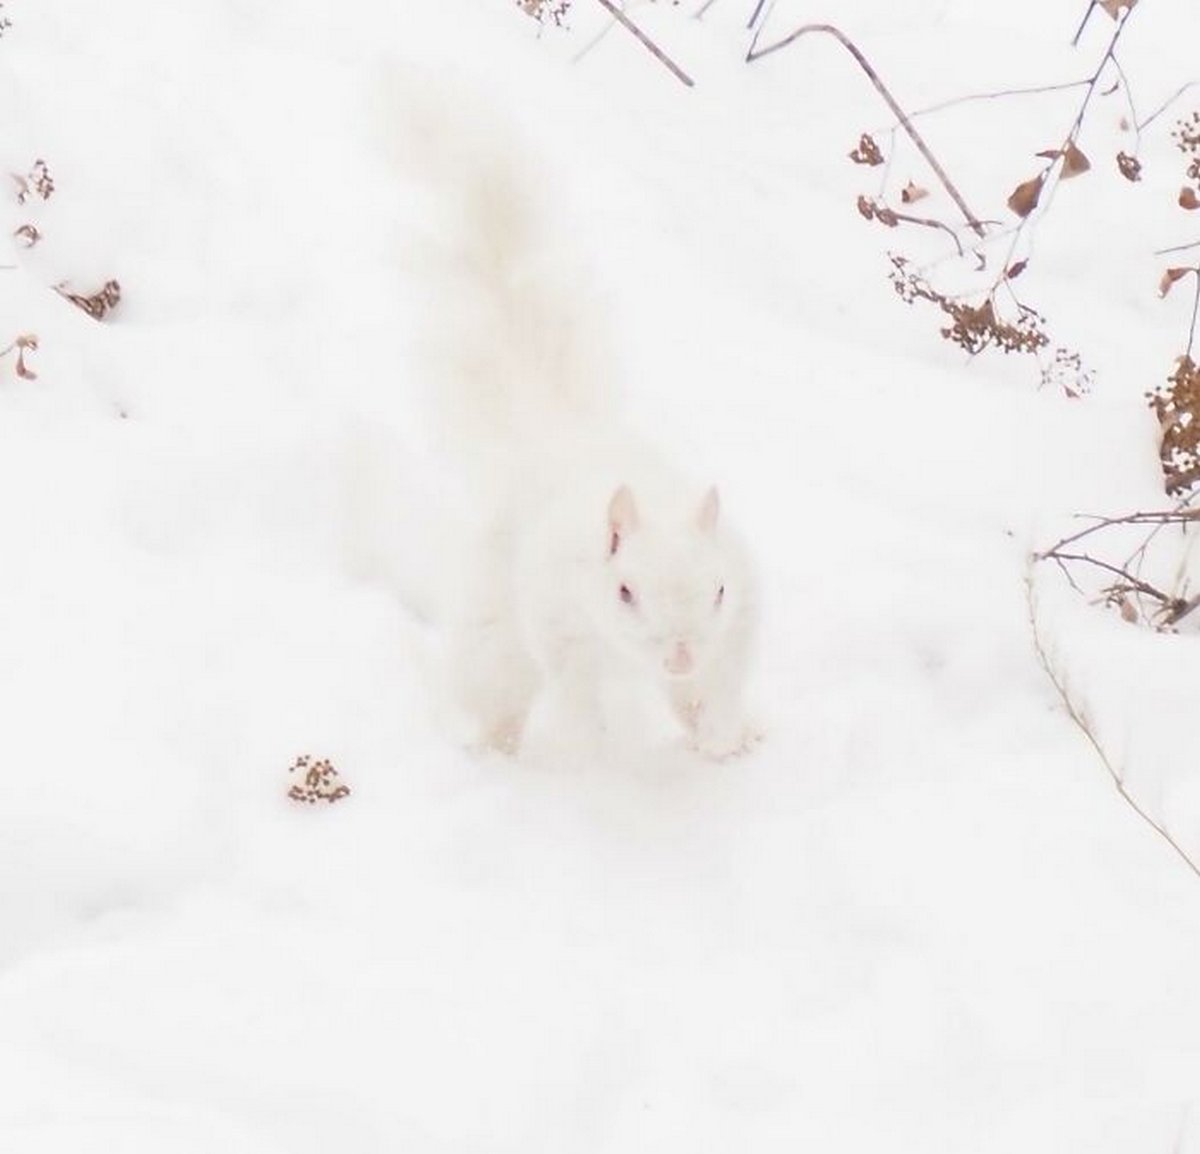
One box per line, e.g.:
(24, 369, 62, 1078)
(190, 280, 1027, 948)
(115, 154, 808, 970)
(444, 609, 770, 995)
(287, 755, 351, 805)
(517, 0, 571, 25)
(1149, 354, 1200, 494)
(1172, 111, 1200, 208)
(888, 256, 1051, 358)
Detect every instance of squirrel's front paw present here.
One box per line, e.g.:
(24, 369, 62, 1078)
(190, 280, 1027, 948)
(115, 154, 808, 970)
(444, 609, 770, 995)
(689, 720, 764, 761)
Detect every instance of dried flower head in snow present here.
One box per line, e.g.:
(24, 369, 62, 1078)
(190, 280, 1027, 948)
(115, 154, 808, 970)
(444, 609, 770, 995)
(286, 755, 351, 806)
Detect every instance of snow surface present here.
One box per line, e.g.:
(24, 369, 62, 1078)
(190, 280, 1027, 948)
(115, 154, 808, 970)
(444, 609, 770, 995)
(3, 0, 1200, 1149)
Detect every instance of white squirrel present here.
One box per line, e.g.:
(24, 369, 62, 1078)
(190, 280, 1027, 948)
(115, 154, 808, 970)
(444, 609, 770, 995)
(390, 78, 759, 759)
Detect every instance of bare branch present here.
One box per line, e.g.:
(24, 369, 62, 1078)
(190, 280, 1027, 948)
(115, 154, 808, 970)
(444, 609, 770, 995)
(746, 0, 769, 31)
(592, 0, 694, 87)
(1042, 550, 1177, 607)
(1071, 0, 1099, 48)
(1138, 80, 1200, 133)
(898, 78, 1093, 126)
(1188, 270, 1200, 359)
(746, 22, 986, 239)
(1155, 239, 1200, 256)
(1039, 508, 1200, 557)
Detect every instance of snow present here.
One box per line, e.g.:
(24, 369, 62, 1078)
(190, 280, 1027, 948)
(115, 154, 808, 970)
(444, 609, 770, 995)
(4, 0, 1200, 1149)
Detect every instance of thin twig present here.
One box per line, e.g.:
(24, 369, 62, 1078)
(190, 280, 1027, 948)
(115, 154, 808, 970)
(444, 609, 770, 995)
(572, 16, 618, 64)
(1044, 551, 1175, 606)
(593, 0, 694, 87)
(1155, 239, 1200, 256)
(1122, 491, 1199, 577)
(994, 8, 1136, 284)
(1066, 10, 1131, 142)
(746, 23, 986, 239)
(891, 210, 967, 256)
(1108, 53, 1139, 146)
(898, 78, 1092, 126)
(1039, 509, 1200, 556)
(1026, 570, 1200, 882)
(746, 0, 769, 31)
(1187, 271, 1200, 360)
(1138, 80, 1200, 133)
(1071, 0, 1099, 48)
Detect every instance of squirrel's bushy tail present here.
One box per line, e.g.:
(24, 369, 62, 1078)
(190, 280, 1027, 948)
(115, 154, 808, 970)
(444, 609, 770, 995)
(378, 68, 615, 466)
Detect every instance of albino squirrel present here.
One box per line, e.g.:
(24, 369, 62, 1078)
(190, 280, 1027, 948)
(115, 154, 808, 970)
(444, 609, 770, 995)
(392, 78, 759, 759)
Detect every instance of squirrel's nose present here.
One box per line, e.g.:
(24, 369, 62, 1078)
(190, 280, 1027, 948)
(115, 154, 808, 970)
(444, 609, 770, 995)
(664, 641, 694, 675)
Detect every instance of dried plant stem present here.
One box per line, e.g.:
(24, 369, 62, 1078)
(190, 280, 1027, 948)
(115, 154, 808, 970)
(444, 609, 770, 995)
(899, 78, 1093, 126)
(1026, 571, 1200, 882)
(746, 0, 769, 30)
(891, 210, 967, 255)
(1065, 10, 1131, 143)
(1046, 551, 1175, 605)
(1070, 0, 1099, 48)
(592, 0, 694, 87)
(1156, 239, 1200, 256)
(992, 8, 1136, 288)
(1037, 507, 1200, 626)
(1138, 81, 1200, 133)
(1187, 270, 1200, 359)
(746, 22, 986, 239)
(1042, 508, 1200, 556)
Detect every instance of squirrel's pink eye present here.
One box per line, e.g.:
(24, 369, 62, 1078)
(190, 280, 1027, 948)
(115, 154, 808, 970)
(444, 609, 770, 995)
(619, 584, 635, 605)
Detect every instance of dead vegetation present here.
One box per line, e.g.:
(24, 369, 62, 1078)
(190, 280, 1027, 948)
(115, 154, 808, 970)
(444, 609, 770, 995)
(286, 755, 352, 806)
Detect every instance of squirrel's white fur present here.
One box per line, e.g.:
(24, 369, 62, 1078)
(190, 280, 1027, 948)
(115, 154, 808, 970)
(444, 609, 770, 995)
(391, 78, 759, 759)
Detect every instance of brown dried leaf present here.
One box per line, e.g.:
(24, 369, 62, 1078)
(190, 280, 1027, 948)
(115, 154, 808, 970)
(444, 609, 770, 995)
(1099, 0, 1137, 17)
(9, 333, 38, 380)
(12, 223, 40, 247)
(1119, 595, 1139, 624)
(1007, 174, 1045, 218)
(1159, 267, 1193, 297)
(1180, 187, 1200, 210)
(855, 195, 898, 227)
(1036, 149, 1062, 161)
(848, 133, 884, 167)
(1062, 141, 1092, 178)
(55, 279, 121, 321)
(900, 180, 929, 204)
(1006, 259, 1028, 280)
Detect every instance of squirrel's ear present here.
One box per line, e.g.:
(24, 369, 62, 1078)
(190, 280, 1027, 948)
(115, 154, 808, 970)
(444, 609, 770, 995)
(608, 484, 639, 555)
(697, 485, 720, 533)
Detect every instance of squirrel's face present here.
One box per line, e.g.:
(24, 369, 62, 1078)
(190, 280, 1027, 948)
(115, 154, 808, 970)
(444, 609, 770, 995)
(598, 484, 739, 679)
